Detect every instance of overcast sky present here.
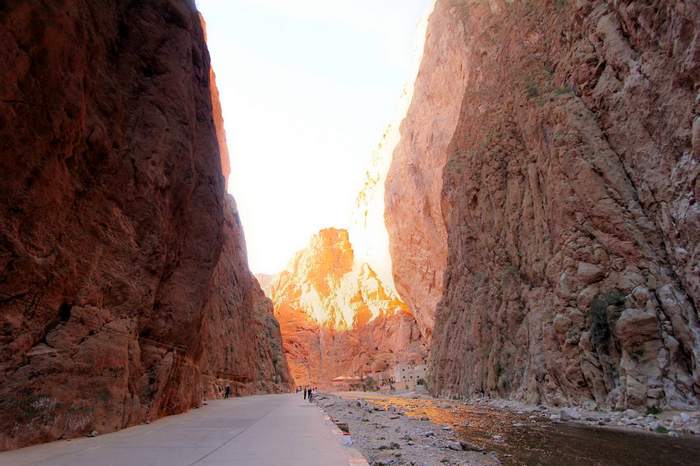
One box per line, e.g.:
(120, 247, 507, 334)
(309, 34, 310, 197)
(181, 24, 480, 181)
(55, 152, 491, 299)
(197, 0, 433, 274)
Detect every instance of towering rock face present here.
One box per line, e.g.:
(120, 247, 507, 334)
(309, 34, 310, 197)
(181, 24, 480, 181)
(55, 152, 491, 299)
(0, 0, 290, 451)
(384, 0, 470, 340)
(386, 0, 700, 410)
(269, 229, 426, 386)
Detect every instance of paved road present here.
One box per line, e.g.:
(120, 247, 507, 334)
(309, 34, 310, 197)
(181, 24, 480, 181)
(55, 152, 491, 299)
(0, 394, 368, 466)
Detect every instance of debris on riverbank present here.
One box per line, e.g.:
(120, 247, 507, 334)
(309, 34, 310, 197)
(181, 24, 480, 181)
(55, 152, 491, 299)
(317, 393, 501, 466)
(461, 396, 700, 436)
(318, 391, 700, 466)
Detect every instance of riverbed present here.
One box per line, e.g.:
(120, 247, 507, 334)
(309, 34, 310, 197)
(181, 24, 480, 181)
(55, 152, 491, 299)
(329, 392, 700, 466)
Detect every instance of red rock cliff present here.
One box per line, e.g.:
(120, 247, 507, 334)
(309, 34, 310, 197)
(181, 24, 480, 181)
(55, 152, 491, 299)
(269, 229, 426, 387)
(0, 0, 290, 450)
(386, 0, 700, 410)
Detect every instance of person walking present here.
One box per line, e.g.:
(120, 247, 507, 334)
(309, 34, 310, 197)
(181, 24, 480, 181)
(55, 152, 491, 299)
(224, 384, 231, 399)
(303, 387, 307, 400)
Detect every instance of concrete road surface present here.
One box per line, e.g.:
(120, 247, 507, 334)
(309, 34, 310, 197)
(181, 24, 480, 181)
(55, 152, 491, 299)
(0, 393, 368, 466)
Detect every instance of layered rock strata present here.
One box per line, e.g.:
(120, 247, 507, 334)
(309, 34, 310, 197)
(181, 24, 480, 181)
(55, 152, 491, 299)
(386, 0, 700, 410)
(0, 0, 290, 450)
(269, 229, 426, 387)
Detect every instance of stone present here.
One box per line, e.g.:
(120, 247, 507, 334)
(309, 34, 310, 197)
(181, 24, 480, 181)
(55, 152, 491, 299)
(560, 408, 581, 421)
(576, 263, 606, 285)
(615, 309, 660, 348)
(446, 441, 463, 451)
(460, 441, 485, 452)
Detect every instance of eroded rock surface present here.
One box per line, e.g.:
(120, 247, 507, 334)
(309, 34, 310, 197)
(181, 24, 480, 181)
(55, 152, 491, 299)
(384, 0, 470, 340)
(268, 229, 426, 386)
(386, 0, 700, 410)
(0, 0, 290, 450)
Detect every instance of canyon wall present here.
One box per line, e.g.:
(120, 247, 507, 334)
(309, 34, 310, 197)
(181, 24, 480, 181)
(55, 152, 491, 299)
(386, 0, 700, 410)
(0, 0, 290, 450)
(384, 0, 470, 340)
(268, 229, 426, 387)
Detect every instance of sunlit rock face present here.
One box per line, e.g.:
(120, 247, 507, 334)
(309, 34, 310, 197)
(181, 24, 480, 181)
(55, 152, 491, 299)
(384, 0, 469, 341)
(269, 229, 426, 386)
(386, 0, 700, 410)
(0, 0, 290, 451)
(350, 127, 400, 296)
(350, 2, 433, 308)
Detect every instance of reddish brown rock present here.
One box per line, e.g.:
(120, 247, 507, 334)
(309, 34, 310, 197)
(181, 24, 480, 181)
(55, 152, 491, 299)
(386, 0, 700, 410)
(269, 229, 426, 387)
(0, 0, 290, 451)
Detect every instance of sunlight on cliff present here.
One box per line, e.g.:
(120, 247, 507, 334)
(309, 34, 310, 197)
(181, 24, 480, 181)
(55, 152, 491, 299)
(348, 0, 434, 295)
(197, 0, 436, 387)
(264, 227, 426, 387)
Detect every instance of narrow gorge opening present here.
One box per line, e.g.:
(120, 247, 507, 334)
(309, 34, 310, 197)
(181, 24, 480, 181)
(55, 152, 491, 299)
(197, 0, 434, 390)
(2, 0, 699, 463)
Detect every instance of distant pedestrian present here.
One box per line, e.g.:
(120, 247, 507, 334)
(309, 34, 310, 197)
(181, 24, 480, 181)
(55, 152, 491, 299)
(303, 387, 307, 400)
(308, 389, 313, 403)
(224, 385, 231, 399)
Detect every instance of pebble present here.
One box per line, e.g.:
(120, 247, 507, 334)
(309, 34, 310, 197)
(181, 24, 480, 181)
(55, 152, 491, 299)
(560, 408, 581, 421)
(446, 440, 463, 451)
(460, 440, 485, 452)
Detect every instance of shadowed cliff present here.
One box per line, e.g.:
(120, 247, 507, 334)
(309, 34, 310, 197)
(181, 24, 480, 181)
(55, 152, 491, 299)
(0, 0, 290, 450)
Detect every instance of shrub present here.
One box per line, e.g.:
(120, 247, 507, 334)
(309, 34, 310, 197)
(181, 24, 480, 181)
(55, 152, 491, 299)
(526, 82, 540, 98)
(646, 406, 662, 416)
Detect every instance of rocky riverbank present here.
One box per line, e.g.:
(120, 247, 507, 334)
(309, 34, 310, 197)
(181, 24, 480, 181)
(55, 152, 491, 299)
(318, 392, 700, 466)
(317, 393, 500, 466)
(457, 396, 700, 437)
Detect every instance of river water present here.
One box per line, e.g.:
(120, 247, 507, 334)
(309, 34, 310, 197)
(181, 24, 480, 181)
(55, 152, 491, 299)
(340, 393, 700, 466)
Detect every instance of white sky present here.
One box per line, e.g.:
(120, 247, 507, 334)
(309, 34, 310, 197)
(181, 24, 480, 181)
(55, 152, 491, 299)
(197, 0, 432, 274)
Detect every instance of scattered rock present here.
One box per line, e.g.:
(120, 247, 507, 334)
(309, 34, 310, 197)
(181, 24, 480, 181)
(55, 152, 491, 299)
(560, 408, 581, 421)
(460, 441, 485, 452)
(446, 441, 463, 451)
